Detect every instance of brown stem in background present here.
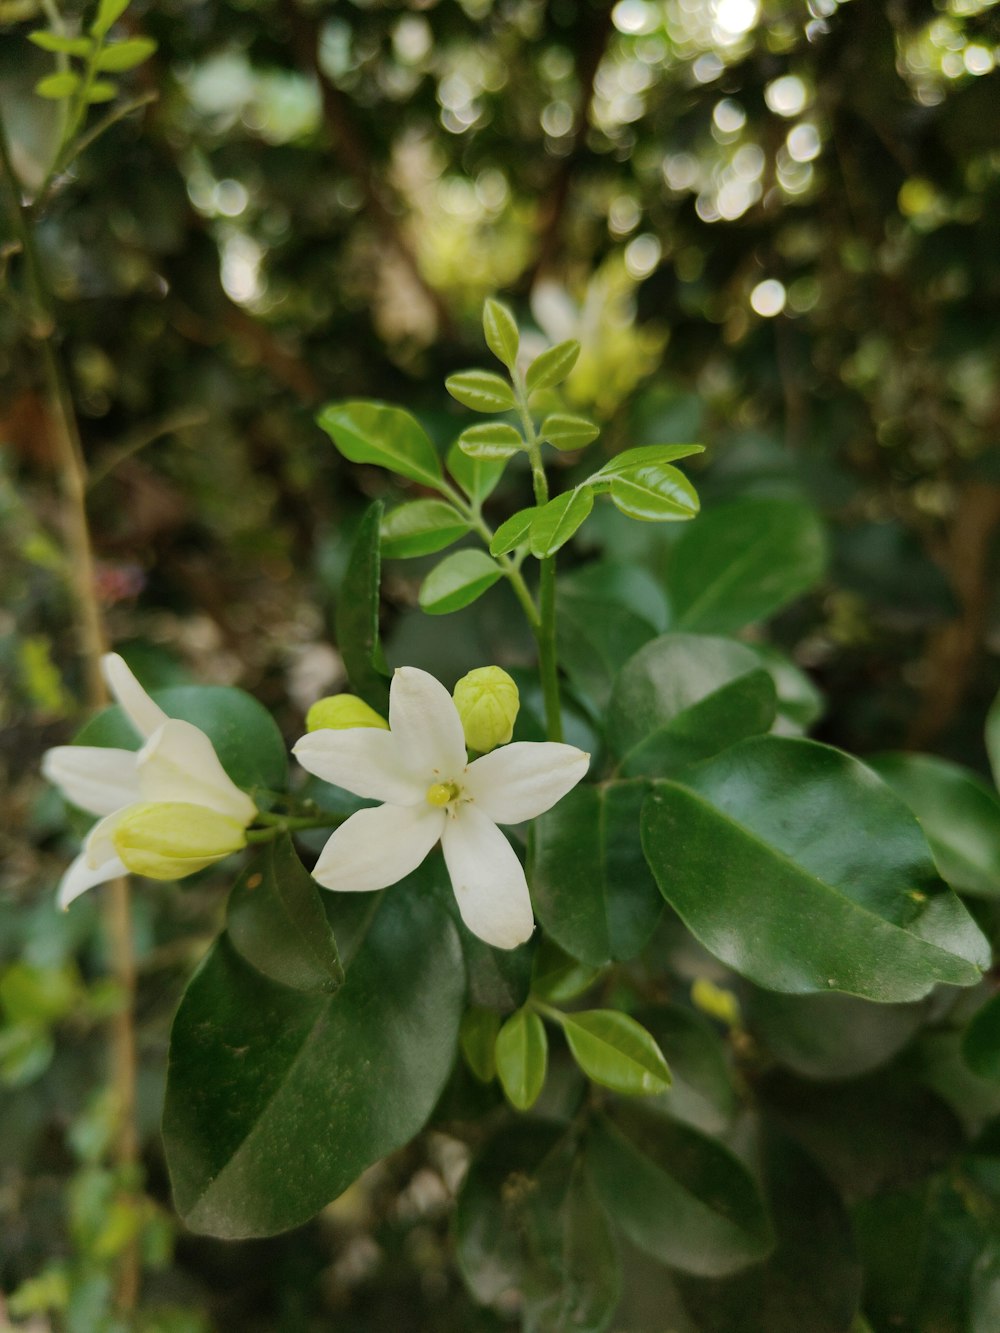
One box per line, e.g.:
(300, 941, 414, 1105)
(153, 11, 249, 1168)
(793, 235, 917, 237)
(0, 110, 140, 1313)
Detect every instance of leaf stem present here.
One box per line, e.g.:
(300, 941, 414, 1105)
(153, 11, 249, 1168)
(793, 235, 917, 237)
(531, 998, 566, 1026)
(437, 476, 541, 632)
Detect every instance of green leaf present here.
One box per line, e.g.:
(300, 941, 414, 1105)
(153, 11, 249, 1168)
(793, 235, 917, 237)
(634, 1004, 736, 1133)
(610, 464, 700, 523)
(642, 735, 990, 1002)
(94, 37, 157, 71)
(665, 497, 827, 633)
(587, 1105, 773, 1276)
(445, 370, 516, 414)
(335, 502, 389, 713)
(531, 938, 603, 1003)
(28, 31, 93, 55)
(461, 925, 534, 1013)
(745, 643, 824, 735)
(226, 836, 343, 995)
(556, 564, 664, 714)
(528, 488, 593, 558)
(529, 781, 663, 965)
(316, 401, 443, 488)
(456, 421, 522, 460)
(526, 340, 580, 393)
(490, 506, 537, 555)
(482, 298, 519, 371)
(495, 1006, 547, 1110)
(962, 992, 1000, 1084)
(446, 440, 507, 503)
(560, 1010, 671, 1096)
(460, 1007, 501, 1083)
(379, 499, 470, 559)
(868, 753, 1000, 898)
(541, 414, 600, 451)
(590, 443, 706, 482)
(35, 71, 81, 99)
(163, 885, 464, 1237)
(418, 549, 502, 615)
(85, 81, 117, 103)
(987, 689, 1000, 790)
(90, 0, 130, 37)
(607, 633, 778, 777)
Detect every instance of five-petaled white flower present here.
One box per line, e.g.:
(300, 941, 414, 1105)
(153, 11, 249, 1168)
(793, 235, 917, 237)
(292, 666, 590, 950)
(42, 654, 257, 909)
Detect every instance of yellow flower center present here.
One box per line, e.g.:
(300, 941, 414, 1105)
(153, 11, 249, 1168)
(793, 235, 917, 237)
(426, 781, 460, 808)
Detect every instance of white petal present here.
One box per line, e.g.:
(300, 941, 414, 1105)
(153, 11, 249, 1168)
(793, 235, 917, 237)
(463, 742, 590, 825)
(389, 667, 467, 781)
(57, 850, 128, 910)
(136, 719, 256, 823)
(41, 746, 140, 816)
(442, 806, 535, 950)
(102, 653, 168, 739)
(292, 728, 424, 805)
(84, 807, 133, 869)
(312, 802, 445, 893)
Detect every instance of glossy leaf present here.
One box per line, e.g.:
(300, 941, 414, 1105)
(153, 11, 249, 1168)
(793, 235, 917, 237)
(495, 1006, 548, 1110)
(418, 549, 502, 614)
(316, 400, 443, 487)
(28, 31, 93, 55)
(556, 564, 664, 713)
(610, 464, 700, 523)
(227, 836, 343, 994)
(95, 37, 157, 70)
(642, 735, 990, 1002)
(587, 1105, 773, 1276)
(446, 439, 507, 503)
(531, 938, 603, 1003)
(490, 506, 537, 555)
(459, 916, 534, 1013)
(35, 72, 80, 98)
(607, 633, 778, 777)
(590, 443, 706, 483)
(445, 370, 516, 413)
(379, 499, 470, 559)
(745, 643, 824, 735)
(666, 497, 827, 633)
(529, 488, 593, 558)
(560, 1010, 671, 1096)
(541, 414, 600, 451)
(336, 501, 390, 713)
(482, 298, 519, 371)
(868, 752, 1000, 898)
(526, 340, 580, 393)
(460, 1007, 501, 1083)
(457, 421, 523, 460)
(163, 885, 464, 1237)
(530, 780, 663, 965)
(962, 992, 1000, 1084)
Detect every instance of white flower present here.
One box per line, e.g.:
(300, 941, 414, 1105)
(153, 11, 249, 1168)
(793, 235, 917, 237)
(292, 666, 590, 950)
(42, 653, 257, 908)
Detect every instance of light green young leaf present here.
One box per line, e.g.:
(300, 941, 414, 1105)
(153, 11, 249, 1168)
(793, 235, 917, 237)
(540, 413, 600, 452)
(380, 499, 470, 560)
(460, 1007, 501, 1083)
(528, 488, 593, 558)
(526, 340, 580, 393)
(90, 0, 130, 38)
(418, 549, 502, 615)
(446, 441, 508, 504)
(316, 400, 443, 487)
(95, 37, 157, 71)
(589, 443, 705, 485)
(495, 1006, 547, 1110)
(85, 80, 117, 103)
(457, 422, 523, 460)
(28, 31, 94, 56)
(482, 298, 519, 371)
(35, 71, 81, 99)
(560, 1009, 671, 1095)
(610, 463, 700, 522)
(446, 370, 516, 414)
(490, 506, 538, 555)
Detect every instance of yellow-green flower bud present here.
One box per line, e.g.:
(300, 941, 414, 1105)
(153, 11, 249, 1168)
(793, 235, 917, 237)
(306, 694, 389, 733)
(453, 666, 519, 753)
(112, 802, 248, 880)
(690, 978, 742, 1029)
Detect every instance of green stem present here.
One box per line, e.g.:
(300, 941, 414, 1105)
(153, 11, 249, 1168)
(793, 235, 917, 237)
(531, 999, 566, 1026)
(437, 476, 541, 632)
(253, 811, 345, 832)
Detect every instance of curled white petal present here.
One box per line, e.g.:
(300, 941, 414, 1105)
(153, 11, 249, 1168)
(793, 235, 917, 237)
(312, 802, 445, 893)
(41, 746, 140, 817)
(292, 728, 424, 805)
(136, 719, 256, 823)
(442, 806, 534, 949)
(57, 850, 128, 910)
(102, 653, 168, 740)
(389, 667, 467, 780)
(83, 808, 133, 870)
(464, 742, 590, 825)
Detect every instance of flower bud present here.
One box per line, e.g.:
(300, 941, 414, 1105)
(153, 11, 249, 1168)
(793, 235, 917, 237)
(306, 694, 389, 733)
(453, 666, 519, 753)
(690, 978, 742, 1029)
(112, 802, 247, 880)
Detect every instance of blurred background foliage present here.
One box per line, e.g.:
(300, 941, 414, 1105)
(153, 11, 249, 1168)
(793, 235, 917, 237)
(2, 0, 1000, 1328)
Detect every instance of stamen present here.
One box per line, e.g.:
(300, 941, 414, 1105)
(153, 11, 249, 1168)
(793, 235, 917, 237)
(426, 781, 460, 808)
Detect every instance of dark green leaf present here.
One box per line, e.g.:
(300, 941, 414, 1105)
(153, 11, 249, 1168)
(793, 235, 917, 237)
(634, 1004, 736, 1133)
(461, 924, 534, 1013)
(335, 501, 389, 713)
(482, 298, 519, 371)
(380, 499, 470, 559)
(666, 497, 827, 633)
(530, 781, 663, 965)
(457, 421, 523, 460)
(560, 1010, 671, 1096)
(316, 401, 443, 487)
(745, 643, 824, 734)
(460, 1007, 501, 1082)
(495, 1006, 548, 1110)
(987, 689, 1000, 790)
(35, 71, 80, 98)
(610, 464, 700, 522)
(446, 370, 516, 413)
(418, 549, 502, 614)
(962, 992, 1000, 1084)
(28, 31, 93, 55)
(541, 414, 600, 451)
(642, 735, 990, 1002)
(556, 564, 664, 714)
(531, 938, 603, 1003)
(227, 836, 343, 994)
(868, 752, 1000, 898)
(490, 506, 537, 555)
(446, 439, 508, 503)
(163, 884, 463, 1237)
(94, 37, 157, 70)
(528, 488, 593, 558)
(526, 340, 580, 393)
(587, 1105, 773, 1276)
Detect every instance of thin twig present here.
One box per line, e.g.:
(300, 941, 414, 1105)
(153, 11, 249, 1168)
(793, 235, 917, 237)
(87, 407, 210, 490)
